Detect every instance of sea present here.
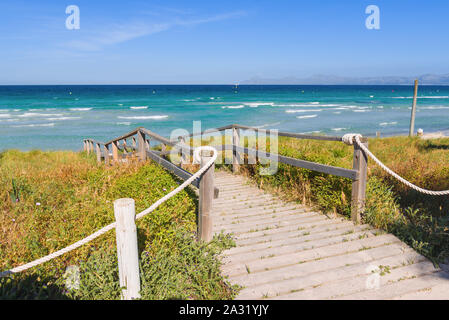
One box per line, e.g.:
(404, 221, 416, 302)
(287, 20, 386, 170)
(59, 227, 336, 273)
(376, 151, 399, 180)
(1, 85, 448, 151)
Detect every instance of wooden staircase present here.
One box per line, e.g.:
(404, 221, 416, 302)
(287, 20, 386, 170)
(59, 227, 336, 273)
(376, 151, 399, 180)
(213, 171, 449, 300)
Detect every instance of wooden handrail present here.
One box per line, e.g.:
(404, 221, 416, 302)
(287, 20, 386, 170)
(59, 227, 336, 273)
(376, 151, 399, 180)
(83, 123, 368, 223)
(222, 144, 358, 180)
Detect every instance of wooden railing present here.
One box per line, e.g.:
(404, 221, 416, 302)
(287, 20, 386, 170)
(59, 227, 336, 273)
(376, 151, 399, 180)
(83, 127, 216, 241)
(84, 124, 368, 224)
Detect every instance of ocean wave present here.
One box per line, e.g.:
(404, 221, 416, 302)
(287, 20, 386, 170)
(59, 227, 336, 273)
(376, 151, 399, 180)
(297, 114, 318, 119)
(392, 96, 449, 99)
(18, 113, 64, 117)
(69, 108, 92, 111)
(277, 103, 341, 107)
(117, 115, 168, 120)
(286, 109, 322, 113)
(46, 117, 81, 121)
(221, 105, 245, 109)
(130, 106, 149, 109)
(353, 110, 370, 113)
(12, 123, 55, 128)
(419, 106, 449, 110)
(0, 114, 11, 118)
(332, 128, 347, 131)
(117, 122, 131, 125)
(379, 121, 397, 126)
(245, 102, 275, 108)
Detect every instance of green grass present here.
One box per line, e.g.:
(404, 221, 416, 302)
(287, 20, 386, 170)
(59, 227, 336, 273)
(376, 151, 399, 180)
(0, 150, 237, 300)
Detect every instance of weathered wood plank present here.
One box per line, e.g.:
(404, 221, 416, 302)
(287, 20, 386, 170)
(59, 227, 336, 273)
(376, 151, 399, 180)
(222, 145, 358, 180)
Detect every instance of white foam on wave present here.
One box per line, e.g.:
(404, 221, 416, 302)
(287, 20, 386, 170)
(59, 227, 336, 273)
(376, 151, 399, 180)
(420, 106, 449, 110)
(69, 108, 92, 111)
(0, 114, 11, 118)
(12, 123, 55, 128)
(379, 121, 398, 126)
(332, 128, 347, 131)
(286, 109, 322, 113)
(221, 105, 245, 109)
(245, 102, 275, 108)
(46, 117, 81, 121)
(117, 115, 168, 120)
(392, 96, 449, 99)
(353, 110, 370, 113)
(117, 122, 131, 126)
(130, 106, 149, 109)
(297, 114, 318, 119)
(18, 113, 64, 117)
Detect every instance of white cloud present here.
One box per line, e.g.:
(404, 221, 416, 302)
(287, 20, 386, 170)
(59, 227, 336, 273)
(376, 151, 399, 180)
(63, 11, 245, 52)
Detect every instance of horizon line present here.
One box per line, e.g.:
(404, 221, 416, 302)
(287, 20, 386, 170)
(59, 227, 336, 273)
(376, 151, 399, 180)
(1, 83, 448, 86)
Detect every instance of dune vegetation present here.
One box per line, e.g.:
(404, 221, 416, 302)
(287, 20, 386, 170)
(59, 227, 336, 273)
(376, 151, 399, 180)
(1, 135, 449, 299)
(0, 150, 237, 300)
(232, 135, 449, 265)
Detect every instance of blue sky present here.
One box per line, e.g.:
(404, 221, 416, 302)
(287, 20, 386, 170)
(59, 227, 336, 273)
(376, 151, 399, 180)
(1, 0, 449, 84)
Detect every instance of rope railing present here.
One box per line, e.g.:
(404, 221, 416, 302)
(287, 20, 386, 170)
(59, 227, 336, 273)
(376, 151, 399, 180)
(342, 133, 449, 196)
(0, 146, 217, 278)
(5, 125, 446, 279)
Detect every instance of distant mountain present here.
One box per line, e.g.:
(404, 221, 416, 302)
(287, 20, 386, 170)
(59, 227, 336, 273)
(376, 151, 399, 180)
(240, 73, 449, 85)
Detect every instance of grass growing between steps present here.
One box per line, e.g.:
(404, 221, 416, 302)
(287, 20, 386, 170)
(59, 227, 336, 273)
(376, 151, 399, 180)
(0, 150, 237, 300)
(222, 136, 449, 265)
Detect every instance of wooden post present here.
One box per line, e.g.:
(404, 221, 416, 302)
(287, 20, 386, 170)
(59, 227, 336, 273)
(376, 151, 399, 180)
(123, 140, 128, 153)
(113, 198, 141, 300)
(132, 137, 136, 149)
(104, 144, 110, 165)
(83, 140, 86, 152)
(198, 151, 215, 242)
(95, 143, 101, 163)
(351, 140, 368, 224)
(179, 137, 188, 167)
(409, 79, 419, 137)
(232, 126, 240, 173)
(86, 141, 90, 154)
(112, 141, 119, 162)
(145, 139, 150, 151)
(137, 131, 146, 161)
(89, 141, 94, 154)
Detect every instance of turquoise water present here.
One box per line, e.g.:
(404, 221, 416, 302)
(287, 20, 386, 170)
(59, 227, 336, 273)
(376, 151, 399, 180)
(1, 85, 449, 151)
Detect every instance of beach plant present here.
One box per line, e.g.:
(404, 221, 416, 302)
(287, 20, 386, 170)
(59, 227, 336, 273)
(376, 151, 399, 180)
(0, 150, 237, 300)
(226, 135, 449, 264)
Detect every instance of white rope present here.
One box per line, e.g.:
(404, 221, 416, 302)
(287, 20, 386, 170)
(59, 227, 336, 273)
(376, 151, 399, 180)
(343, 134, 449, 196)
(0, 146, 217, 278)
